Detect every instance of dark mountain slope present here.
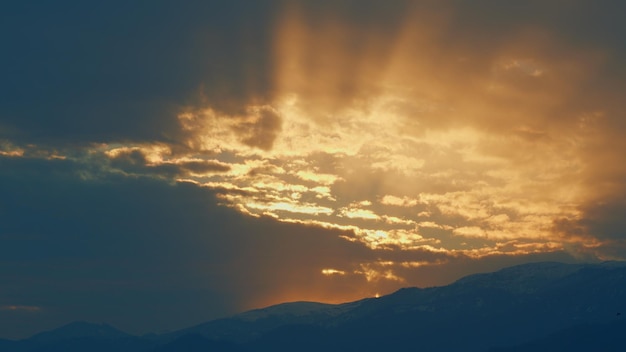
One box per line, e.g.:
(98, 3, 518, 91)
(240, 261, 626, 351)
(489, 320, 626, 352)
(27, 321, 130, 343)
(4, 261, 626, 352)
(151, 333, 248, 352)
(166, 300, 364, 343)
(9, 322, 155, 352)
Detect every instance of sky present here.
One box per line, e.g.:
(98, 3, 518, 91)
(1, 0, 626, 340)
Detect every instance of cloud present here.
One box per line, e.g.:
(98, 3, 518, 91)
(0, 155, 374, 337)
(178, 160, 231, 174)
(554, 188, 626, 260)
(0, 305, 40, 312)
(0, 153, 582, 339)
(0, 1, 278, 146)
(232, 105, 283, 150)
(104, 146, 231, 178)
(226, 3, 595, 251)
(3, 0, 623, 254)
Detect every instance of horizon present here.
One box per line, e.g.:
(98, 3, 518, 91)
(8, 259, 625, 341)
(2, 0, 626, 340)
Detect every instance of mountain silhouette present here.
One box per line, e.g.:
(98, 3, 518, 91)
(13, 321, 155, 352)
(488, 320, 626, 352)
(28, 321, 130, 343)
(4, 261, 625, 351)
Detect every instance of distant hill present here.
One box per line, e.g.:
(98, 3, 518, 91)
(5, 261, 626, 352)
(10, 322, 156, 352)
(164, 300, 365, 343)
(28, 321, 130, 343)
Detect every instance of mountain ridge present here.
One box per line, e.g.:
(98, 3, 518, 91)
(27, 321, 130, 343)
(5, 261, 626, 351)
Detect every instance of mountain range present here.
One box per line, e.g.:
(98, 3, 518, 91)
(3, 261, 625, 351)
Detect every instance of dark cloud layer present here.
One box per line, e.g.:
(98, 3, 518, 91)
(0, 154, 579, 339)
(233, 106, 283, 150)
(2, 0, 624, 145)
(0, 155, 376, 338)
(106, 148, 230, 178)
(0, 0, 278, 146)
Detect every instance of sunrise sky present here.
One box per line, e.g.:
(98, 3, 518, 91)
(2, 0, 626, 340)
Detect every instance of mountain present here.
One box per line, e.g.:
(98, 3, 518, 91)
(297, 260, 625, 352)
(489, 320, 626, 352)
(0, 339, 17, 350)
(166, 300, 366, 343)
(28, 321, 130, 343)
(11, 321, 156, 352)
(152, 333, 247, 352)
(4, 261, 626, 351)
(241, 261, 626, 351)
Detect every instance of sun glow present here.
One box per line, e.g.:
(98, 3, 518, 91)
(88, 1, 612, 286)
(322, 269, 346, 276)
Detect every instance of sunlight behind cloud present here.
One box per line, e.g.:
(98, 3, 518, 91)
(62, 1, 623, 288)
(154, 2, 602, 270)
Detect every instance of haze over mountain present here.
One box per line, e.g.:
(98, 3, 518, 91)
(3, 262, 625, 351)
